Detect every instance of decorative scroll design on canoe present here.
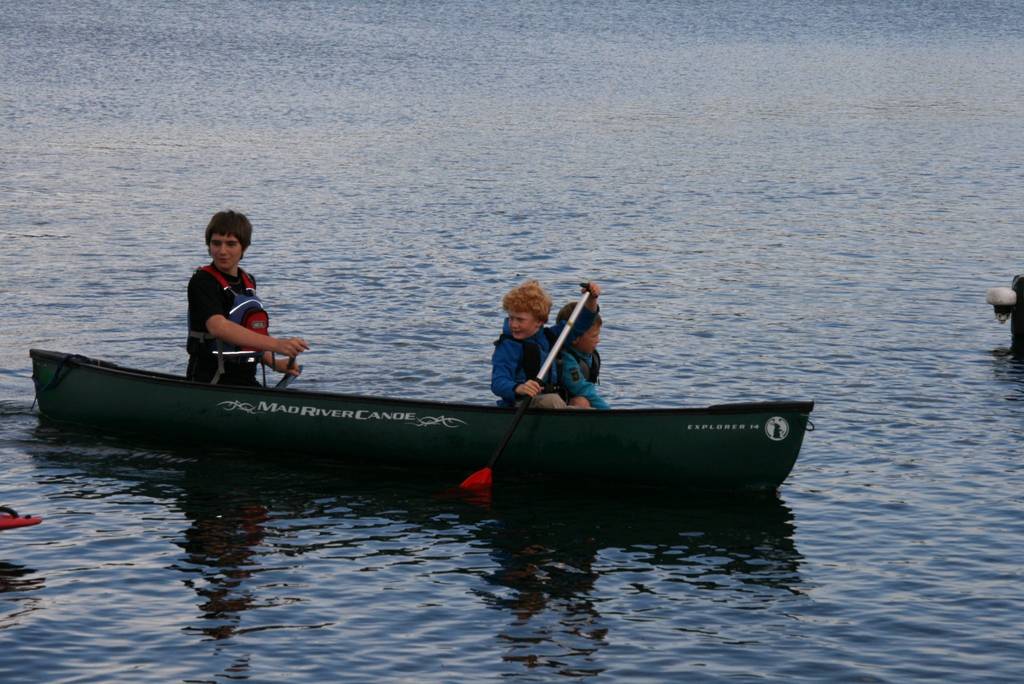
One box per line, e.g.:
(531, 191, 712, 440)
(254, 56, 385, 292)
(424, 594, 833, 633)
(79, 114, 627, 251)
(413, 415, 467, 429)
(219, 400, 258, 415)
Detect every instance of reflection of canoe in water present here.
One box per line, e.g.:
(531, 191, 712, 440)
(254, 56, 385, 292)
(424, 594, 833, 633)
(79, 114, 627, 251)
(30, 349, 814, 493)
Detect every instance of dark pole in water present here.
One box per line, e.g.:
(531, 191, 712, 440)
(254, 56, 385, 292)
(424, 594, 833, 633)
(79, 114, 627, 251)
(1011, 275, 1024, 348)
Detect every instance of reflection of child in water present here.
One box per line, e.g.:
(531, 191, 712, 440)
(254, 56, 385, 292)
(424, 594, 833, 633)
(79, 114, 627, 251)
(485, 524, 601, 634)
(178, 501, 268, 640)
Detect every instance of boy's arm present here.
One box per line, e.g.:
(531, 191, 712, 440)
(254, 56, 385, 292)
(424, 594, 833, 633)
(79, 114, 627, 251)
(190, 271, 309, 360)
(561, 353, 609, 409)
(205, 315, 309, 358)
(569, 305, 597, 340)
(187, 271, 226, 331)
(548, 305, 598, 348)
(586, 388, 609, 410)
(490, 341, 521, 404)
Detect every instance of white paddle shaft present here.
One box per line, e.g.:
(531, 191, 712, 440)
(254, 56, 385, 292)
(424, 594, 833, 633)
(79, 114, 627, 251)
(535, 291, 590, 381)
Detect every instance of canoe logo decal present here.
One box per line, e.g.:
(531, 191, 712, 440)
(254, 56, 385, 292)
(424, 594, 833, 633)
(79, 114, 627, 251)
(217, 400, 466, 429)
(765, 417, 790, 441)
(411, 415, 467, 428)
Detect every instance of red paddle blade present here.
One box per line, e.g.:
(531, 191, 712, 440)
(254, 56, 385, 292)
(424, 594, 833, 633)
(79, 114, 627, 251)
(459, 467, 493, 490)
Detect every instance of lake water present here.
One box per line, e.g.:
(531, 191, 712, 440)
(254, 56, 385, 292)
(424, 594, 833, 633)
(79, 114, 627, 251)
(2, 1, 1023, 681)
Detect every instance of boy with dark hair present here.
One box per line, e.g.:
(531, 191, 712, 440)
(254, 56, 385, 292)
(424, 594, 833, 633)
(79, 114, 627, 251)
(556, 302, 608, 409)
(186, 210, 309, 386)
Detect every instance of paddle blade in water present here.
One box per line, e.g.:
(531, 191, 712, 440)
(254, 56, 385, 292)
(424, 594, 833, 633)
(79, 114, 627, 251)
(459, 467, 493, 490)
(435, 484, 493, 509)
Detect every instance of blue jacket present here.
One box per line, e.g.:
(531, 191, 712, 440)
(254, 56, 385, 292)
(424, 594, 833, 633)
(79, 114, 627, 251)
(560, 348, 609, 409)
(490, 306, 597, 407)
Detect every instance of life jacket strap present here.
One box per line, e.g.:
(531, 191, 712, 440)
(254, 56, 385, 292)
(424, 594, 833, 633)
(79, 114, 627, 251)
(563, 346, 601, 384)
(494, 332, 561, 392)
(200, 265, 256, 291)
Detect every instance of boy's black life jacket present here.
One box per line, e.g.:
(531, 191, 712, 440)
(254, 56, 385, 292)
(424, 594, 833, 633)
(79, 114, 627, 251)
(188, 265, 269, 383)
(494, 328, 561, 393)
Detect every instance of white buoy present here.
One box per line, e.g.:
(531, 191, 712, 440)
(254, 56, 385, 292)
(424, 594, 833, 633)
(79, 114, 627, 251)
(986, 287, 1017, 323)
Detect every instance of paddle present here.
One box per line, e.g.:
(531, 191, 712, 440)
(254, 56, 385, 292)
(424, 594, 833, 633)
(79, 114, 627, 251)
(275, 357, 298, 389)
(459, 288, 593, 490)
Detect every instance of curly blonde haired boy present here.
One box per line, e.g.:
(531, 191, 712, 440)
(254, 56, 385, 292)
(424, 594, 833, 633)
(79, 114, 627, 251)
(490, 280, 601, 408)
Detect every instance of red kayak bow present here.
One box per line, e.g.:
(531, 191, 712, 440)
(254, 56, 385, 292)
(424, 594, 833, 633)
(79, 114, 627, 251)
(0, 507, 43, 531)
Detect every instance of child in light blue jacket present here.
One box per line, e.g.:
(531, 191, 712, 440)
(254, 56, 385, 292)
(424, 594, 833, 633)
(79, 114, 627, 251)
(555, 302, 608, 409)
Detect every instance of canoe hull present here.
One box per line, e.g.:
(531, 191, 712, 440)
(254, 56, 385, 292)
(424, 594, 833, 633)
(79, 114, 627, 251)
(30, 349, 814, 492)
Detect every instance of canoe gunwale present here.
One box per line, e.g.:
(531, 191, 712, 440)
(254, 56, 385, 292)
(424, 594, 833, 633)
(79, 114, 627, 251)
(30, 348, 815, 417)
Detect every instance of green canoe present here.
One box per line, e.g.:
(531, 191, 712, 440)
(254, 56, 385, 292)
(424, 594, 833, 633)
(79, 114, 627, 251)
(30, 349, 814, 493)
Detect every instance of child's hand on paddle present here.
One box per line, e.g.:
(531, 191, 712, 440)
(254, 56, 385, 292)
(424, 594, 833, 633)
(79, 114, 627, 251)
(515, 379, 543, 398)
(581, 281, 601, 309)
